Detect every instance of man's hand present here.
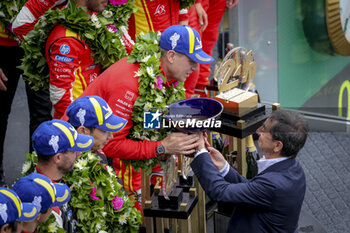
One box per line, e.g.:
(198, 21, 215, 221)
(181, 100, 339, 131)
(192, 132, 227, 170)
(195, 3, 208, 32)
(161, 132, 200, 155)
(207, 145, 227, 170)
(226, 0, 239, 9)
(0, 68, 8, 91)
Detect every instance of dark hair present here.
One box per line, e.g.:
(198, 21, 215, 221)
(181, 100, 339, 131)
(8, 221, 19, 231)
(269, 110, 309, 158)
(41, 207, 51, 214)
(37, 153, 54, 164)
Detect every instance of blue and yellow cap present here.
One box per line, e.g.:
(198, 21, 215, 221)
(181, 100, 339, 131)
(32, 119, 94, 156)
(12, 173, 71, 213)
(0, 187, 38, 225)
(67, 96, 127, 133)
(159, 25, 214, 65)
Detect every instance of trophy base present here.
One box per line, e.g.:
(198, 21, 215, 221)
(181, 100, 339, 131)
(176, 174, 194, 192)
(158, 187, 183, 209)
(215, 88, 258, 115)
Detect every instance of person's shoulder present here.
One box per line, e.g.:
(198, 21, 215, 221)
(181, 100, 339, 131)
(256, 161, 305, 188)
(46, 25, 78, 48)
(48, 24, 67, 37)
(103, 58, 140, 77)
(91, 58, 140, 90)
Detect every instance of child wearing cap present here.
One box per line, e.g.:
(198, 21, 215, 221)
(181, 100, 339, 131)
(66, 95, 127, 166)
(31, 120, 93, 233)
(12, 173, 71, 233)
(0, 187, 39, 233)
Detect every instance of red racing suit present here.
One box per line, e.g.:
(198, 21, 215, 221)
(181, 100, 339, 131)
(45, 25, 101, 119)
(12, 0, 68, 40)
(0, 27, 18, 47)
(128, 0, 189, 41)
(80, 57, 174, 209)
(184, 0, 226, 97)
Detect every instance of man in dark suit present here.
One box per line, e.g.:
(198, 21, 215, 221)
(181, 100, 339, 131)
(191, 109, 309, 233)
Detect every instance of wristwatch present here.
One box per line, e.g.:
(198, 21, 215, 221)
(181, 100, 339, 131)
(156, 144, 165, 156)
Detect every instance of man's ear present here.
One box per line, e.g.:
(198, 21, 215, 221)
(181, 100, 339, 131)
(273, 141, 283, 154)
(166, 50, 176, 64)
(1, 223, 10, 233)
(36, 213, 42, 222)
(53, 153, 62, 164)
(76, 126, 90, 135)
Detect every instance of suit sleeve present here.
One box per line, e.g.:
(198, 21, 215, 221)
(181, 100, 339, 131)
(191, 152, 276, 210)
(47, 37, 84, 119)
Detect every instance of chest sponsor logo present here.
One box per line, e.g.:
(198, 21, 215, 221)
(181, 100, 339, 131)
(124, 90, 135, 101)
(54, 55, 74, 63)
(154, 4, 166, 16)
(55, 74, 71, 79)
(59, 44, 70, 55)
(90, 73, 98, 83)
(87, 64, 97, 70)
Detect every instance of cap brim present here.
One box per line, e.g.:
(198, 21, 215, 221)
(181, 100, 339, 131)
(70, 134, 94, 152)
(18, 203, 38, 222)
(98, 115, 127, 132)
(188, 50, 214, 65)
(51, 183, 70, 207)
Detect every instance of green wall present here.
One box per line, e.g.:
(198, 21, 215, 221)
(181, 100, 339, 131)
(278, 0, 350, 109)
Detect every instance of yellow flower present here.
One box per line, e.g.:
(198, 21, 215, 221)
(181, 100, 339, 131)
(134, 69, 142, 77)
(141, 55, 151, 63)
(87, 152, 94, 160)
(144, 102, 153, 111)
(146, 66, 155, 78)
(80, 159, 88, 167)
(102, 10, 113, 18)
(155, 94, 163, 103)
(48, 223, 57, 232)
(118, 214, 127, 225)
(91, 14, 99, 23)
(106, 166, 115, 177)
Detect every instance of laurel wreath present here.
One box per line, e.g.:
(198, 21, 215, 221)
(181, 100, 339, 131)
(123, 31, 186, 174)
(19, 0, 134, 91)
(0, 0, 26, 40)
(0, 0, 26, 28)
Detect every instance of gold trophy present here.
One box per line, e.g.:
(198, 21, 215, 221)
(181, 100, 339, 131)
(214, 47, 258, 115)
